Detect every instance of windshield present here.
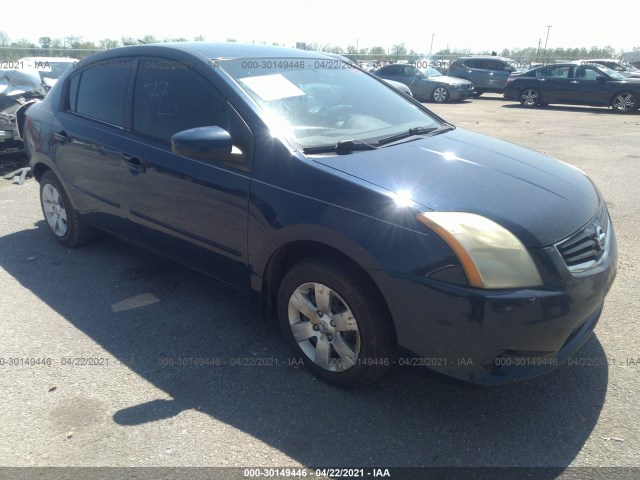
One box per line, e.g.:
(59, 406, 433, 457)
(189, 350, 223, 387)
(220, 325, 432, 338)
(218, 57, 441, 149)
(422, 66, 443, 77)
(598, 66, 626, 80)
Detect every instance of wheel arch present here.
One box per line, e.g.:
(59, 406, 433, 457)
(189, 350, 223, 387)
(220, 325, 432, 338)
(259, 239, 394, 341)
(31, 162, 52, 182)
(610, 90, 639, 111)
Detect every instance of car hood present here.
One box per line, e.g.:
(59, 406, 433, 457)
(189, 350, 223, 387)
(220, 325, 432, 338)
(312, 128, 600, 248)
(425, 75, 472, 86)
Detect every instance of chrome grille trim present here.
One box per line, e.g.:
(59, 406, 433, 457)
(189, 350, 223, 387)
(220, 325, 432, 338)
(555, 206, 610, 273)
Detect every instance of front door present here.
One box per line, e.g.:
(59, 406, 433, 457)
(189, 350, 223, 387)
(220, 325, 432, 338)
(117, 59, 253, 290)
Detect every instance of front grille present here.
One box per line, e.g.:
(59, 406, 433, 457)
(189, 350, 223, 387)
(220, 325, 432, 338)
(556, 206, 609, 270)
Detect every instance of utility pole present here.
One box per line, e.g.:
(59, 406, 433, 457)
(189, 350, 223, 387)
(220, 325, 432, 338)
(543, 26, 552, 62)
(429, 33, 435, 56)
(536, 38, 541, 62)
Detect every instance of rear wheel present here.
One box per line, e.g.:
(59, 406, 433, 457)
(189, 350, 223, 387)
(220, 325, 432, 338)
(277, 254, 396, 387)
(432, 86, 450, 103)
(520, 88, 541, 107)
(611, 91, 638, 113)
(39, 171, 96, 247)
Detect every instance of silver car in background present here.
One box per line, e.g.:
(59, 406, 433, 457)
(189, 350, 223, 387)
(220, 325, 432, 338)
(375, 64, 474, 102)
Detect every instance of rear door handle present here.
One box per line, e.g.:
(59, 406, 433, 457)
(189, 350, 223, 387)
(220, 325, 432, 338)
(53, 131, 70, 144)
(570, 80, 579, 84)
(122, 155, 147, 174)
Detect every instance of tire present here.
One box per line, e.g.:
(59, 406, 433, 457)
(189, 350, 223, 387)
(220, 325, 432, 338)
(432, 86, 450, 103)
(611, 91, 638, 113)
(473, 90, 484, 98)
(277, 254, 396, 387)
(520, 88, 541, 108)
(39, 170, 96, 247)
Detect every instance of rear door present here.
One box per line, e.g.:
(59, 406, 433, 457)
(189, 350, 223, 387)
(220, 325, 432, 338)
(463, 59, 490, 88)
(534, 65, 572, 103)
(53, 58, 135, 234)
(482, 59, 511, 91)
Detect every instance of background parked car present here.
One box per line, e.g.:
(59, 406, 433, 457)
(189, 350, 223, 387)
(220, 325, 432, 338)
(573, 59, 640, 79)
(504, 63, 640, 113)
(375, 64, 474, 102)
(448, 56, 519, 96)
(16, 57, 78, 90)
(0, 57, 78, 152)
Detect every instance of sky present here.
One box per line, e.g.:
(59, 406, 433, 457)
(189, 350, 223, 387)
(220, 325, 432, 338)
(2, 0, 638, 54)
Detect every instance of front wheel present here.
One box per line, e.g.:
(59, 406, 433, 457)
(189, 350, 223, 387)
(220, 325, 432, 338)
(520, 88, 541, 107)
(611, 91, 638, 113)
(432, 86, 450, 103)
(277, 254, 396, 387)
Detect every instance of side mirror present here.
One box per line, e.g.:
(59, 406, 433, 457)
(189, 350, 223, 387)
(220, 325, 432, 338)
(596, 75, 607, 83)
(171, 126, 233, 161)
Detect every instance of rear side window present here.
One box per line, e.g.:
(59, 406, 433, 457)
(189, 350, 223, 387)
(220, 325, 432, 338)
(74, 60, 133, 126)
(133, 60, 227, 143)
(537, 66, 571, 78)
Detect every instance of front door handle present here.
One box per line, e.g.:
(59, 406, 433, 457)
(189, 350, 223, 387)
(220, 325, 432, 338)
(122, 155, 147, 174)
(570, 80, 579, 84)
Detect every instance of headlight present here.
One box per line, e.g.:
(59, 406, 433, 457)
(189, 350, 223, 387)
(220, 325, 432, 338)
(417, 212, 543, 289)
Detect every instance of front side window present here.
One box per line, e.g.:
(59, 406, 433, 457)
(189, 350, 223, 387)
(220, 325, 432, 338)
(74, 60, 134, 126)
(133, 59, 228, 143)
(219, 57, 441, 150)
(573, 66, 601, 81)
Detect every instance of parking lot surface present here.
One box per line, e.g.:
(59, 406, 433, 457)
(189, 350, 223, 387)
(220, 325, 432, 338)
(0, 96, 639, 473)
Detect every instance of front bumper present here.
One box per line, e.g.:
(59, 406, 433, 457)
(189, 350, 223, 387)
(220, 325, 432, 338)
(373, 215, 618, 385)
(450, 87, 475, 101)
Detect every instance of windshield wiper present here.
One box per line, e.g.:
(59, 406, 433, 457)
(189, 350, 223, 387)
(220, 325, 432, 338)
(377, 124, 454, 146)
(302, 138, 379, 155)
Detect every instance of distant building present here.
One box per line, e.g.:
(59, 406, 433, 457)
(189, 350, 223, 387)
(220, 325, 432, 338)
(621, 51, 640, 68)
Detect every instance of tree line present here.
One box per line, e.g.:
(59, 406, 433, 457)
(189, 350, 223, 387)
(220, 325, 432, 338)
(1, 30, 638, 63)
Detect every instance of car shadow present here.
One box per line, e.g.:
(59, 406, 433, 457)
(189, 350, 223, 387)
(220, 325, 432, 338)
(0, 150, 28, 177)
(0, 222, 609, 471)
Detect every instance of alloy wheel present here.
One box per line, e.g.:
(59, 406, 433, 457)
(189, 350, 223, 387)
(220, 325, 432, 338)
(521, 89, 539, 107)
(42, 183, 68, 237)
(612, 93, 636, 113)
(287, 282, 360, 372)
(433, 87, 449, 103)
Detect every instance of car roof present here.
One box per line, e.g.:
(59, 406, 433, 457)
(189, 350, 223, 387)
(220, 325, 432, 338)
(577, 59, 617, 63)
(457, 55, 514, 61)
(18, 57, 79, 62)
(78, 42, 330, 65)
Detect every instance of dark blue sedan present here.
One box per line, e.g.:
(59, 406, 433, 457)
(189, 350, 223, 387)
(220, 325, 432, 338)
(23, 43, 617, 386)
(504, 63, 640, 113)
